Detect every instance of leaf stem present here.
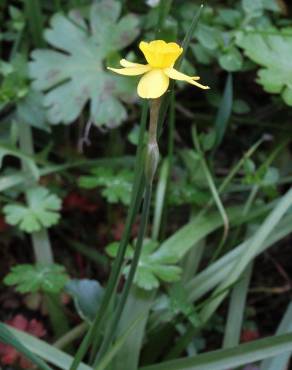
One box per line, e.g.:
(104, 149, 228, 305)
(19, 122, 54, 265)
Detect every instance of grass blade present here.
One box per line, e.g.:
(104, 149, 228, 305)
(0, 324, 56, 370)
(98, 287, 154, 370)
(186, 212, 292, 304)
(5, 325, 92, 370)
(260, 302, 292, 370)
(223, 262, 253, 348)
(140, 333, 292, 370)
(200, 187, 292, 324)
(213, 73, 233, 151)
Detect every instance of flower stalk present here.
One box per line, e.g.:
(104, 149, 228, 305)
(145, 98, 161, 183)
(93, 100, 162, 366)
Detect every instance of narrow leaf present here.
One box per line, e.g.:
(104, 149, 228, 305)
(140, 333, 292, 370)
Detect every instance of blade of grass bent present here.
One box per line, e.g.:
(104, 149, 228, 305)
(192, 125, 229, 258)
(139, 333, 292, 370)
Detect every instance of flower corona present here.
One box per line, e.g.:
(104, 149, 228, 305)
(108, 40, 210, 99)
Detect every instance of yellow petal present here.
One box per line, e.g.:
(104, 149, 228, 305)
(107, 64, 151, 76)
(137, 69, 169, 99)
(164, 67, 210, 90)
(119, 59, 147, 68)
(139, 40, 183, 68)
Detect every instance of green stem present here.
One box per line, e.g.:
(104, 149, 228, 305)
(54, 322, 88, 350)
(45, 294, 71, 340)
(192, 125, 229, 260)
(70, 103, 148, 370)
(19, 122, 54, 265)
(24, 0, 44, 47)
(94, 99, 161, 366)
(152, 159, 169, 241)
(31, 229, 54, 265)
(159, 91, 175, 240)
(177, 136, 264, 221)
(155, 0, 173, 38)
(94, 183, 153, 366)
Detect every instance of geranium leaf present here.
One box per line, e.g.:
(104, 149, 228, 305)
(4, 264, 69, 294)
(29, 0, 139, 127)
(110, 239, 182, 291)
(3, 186, 61, 233)
(237, 28, 292, 106)
(78, 167, 134, 205)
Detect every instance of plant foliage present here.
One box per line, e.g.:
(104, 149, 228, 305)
(4, 264, 69, 294)
(3, 186, 61, 233)
(29, 0, 140, 127)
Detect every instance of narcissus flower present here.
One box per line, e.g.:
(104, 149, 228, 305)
(108, 40, 209, 99)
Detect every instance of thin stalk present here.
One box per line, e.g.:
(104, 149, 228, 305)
(158, 5, 203, 137)
(54, 323, 88, 350)
(53, 0, 62, 11)
(152, 159, 169, 241)
(72, 7, 203, 367)
(94, 183, 152, 366)
(167, 91, 175, 165)
(159, 91, 175, 240)
(192, 125, 229, 259)
(59, 234, 108, 268)
(155, 0, 173, 37)
(199, 137, 265, 217)
(89, 167, 145, 359)
(19, 124, 70, 338)
(19, 122, 54, 265)
(45, 294, 71, 340)
(32, 230, 54, 265)
(94, 99, 161, 366)
(24, 0, 44, 47)
(70, 103, 148, 370)
(228, 185, 259, 248)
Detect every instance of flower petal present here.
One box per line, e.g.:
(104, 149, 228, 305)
(119, 59, 147, 68)
(164, 67, 210, 89)
(139, 40, 182, 68)
(137, 69, 169, 99)
(107, 64, 151, 76)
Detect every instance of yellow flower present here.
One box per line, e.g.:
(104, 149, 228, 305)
(107, 40, 210, 99)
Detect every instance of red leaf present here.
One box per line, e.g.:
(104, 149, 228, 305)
(27, 319, 46, 338)
(7, 314, 28, 331)
(0, 315, 46, 369)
